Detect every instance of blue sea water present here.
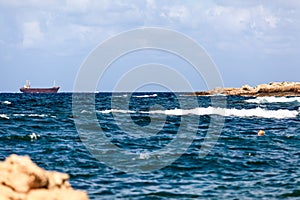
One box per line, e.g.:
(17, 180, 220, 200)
(0, 93, 300, 199)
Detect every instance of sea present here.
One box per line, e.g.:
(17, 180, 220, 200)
(0, 93, 300, 199)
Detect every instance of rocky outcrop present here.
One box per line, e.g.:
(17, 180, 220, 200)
(195, 82, 300, 96)
(0, 154, 89, 200)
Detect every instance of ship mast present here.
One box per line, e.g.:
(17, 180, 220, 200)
(24, 80, 30, 88)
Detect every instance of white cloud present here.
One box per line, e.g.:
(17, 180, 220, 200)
(0, 0, 298, 56)
(206, 6, 251, 32)
(22, 21, 44, 48)
(65, 0, 90, 12)
(146, 0, 155, 9)
(206, 5, 280, 33)
(0, 0, 61, 8)
(167, 6, 189, 23)
(264, 15, 278, 28)
(200, 4, 293, 55)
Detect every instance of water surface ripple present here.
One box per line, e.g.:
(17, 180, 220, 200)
(0, 93, 299, 199)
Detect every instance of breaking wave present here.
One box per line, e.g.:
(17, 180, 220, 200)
(0, 114, 9, 119)
(245, 97, 300, 104)
(111, 94, 128, 98)
(28, 132, 40, 140)
(0, 114, 56, 119)
(133, 94, 158, 98)
(1, 101, 11, 105)
(98, 107, 299, 119)
(13, 114, 49, 118)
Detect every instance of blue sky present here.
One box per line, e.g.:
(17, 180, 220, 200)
(0, 0, 299, 92)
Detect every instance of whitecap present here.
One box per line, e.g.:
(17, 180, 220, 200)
(139, 152, 150, 160)
(28, 114, 47, 118)
(133, 94, 158, 98)
(98, 109, 135, 114)
(245, 97, 300, 104)
(0, 114, 9, 119)
(81, 110, 92, 114)
(111, 96, 123, 98)
(162, 107, 298, 119)
(12, 114, 26, 117)
(1, 101, 11, 105)
(98, 107, 298, 119)
(13, 114, 48, 118)
(29, 132, 40, 140)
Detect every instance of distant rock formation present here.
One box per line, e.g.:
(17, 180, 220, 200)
(0, 154, 88, 200)
(194, 82, 300, 96)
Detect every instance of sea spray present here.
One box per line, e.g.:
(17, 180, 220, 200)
(98, 106, 298, 119)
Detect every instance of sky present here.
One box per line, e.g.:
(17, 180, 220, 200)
(0, 0, 300, 92)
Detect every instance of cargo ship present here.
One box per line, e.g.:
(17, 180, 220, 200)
(20, 80, 60, 93)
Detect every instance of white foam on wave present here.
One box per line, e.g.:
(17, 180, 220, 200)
(221, 107, 298, 119)
(98, 107, 298, 119)
(110, 94, 128, 98)
(99, 109, 136, 114)
(0, 114, 9, 119)
(28, 114, 47, 117)
(81, 110, 91, 114)
(1, 101, 12, 105)
(245, 96, 300, 104)
(133, 94, 158, 98)
(139, 152, 150, 160)
(12, 114, 54, 118)
(29, 132, 40, 140)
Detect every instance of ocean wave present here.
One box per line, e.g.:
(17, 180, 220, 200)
(80, 110, 91, 114)
(98, 107, 298, 119)
(0, 114, 9, 119)
(12, 114, 48, 118)
(1, 101, 11, 105)
(28, 132, 40, 140)
(1, 113, 56, 119)
(133, 94, 158, 98)
(245, 97, 300, 104)
(0, 133, 41, 141)
(110, 94, 129, 98)
(28, 114, 48, 118)
(99, 109, 135, 114)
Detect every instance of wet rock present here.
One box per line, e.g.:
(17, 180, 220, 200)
(0, 154, 88, 200)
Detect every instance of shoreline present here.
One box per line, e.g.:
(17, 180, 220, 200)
(194, 82, 300, 97)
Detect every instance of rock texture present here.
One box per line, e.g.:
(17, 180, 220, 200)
(0, 154, 89, 200)
(194, 82, 300, 96)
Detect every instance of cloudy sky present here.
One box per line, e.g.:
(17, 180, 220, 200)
(0, 0, 299, 92)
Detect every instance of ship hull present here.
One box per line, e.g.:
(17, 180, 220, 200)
(20, 87, 60, 93)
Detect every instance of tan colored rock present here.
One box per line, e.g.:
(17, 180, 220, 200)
(241, 84, 253, 91)
(258, 130, 265, 136)
(46, 171, 70, 190)
(27, 189, 88, 200)
(0, 154, 89, 200)
(195, 82, 300, 96)
(255, 82, 300, 93)
(0, 184, 26, 200)
(0, 154, 48, 193)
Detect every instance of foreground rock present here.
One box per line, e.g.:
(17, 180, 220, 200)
(194, 82, 300, 96)
(0, 154, 88, 200)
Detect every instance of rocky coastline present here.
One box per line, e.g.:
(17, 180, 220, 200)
(0, 154, 89, 200)
(194, 82, 300, 96)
